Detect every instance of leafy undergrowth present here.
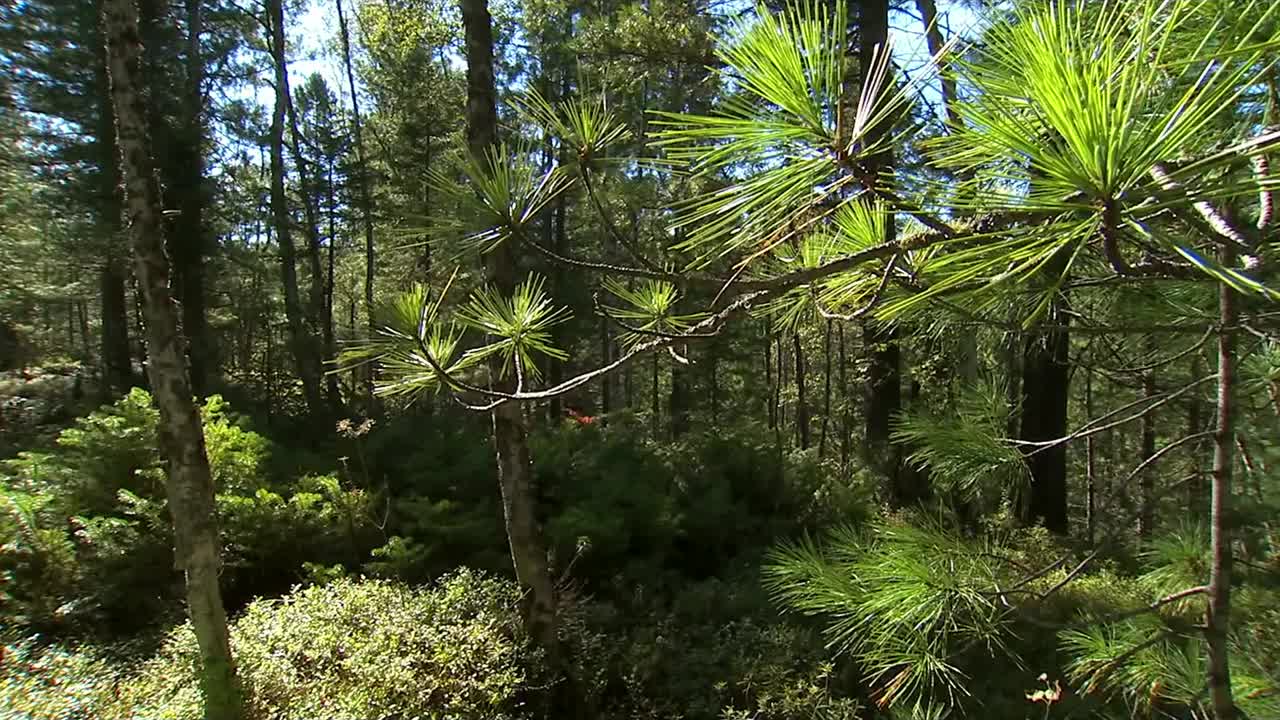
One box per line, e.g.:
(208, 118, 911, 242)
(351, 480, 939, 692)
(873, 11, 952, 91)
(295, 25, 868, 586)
(2, 571, 863, 720)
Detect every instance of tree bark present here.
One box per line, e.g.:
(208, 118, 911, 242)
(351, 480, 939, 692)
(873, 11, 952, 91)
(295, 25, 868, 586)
(1139, 336, 1157, 539)
(1189, 352, 1207, 513)
(793, 331, 810, 449)
(856, 0, 910, 498)
(912, 0, 959, 129)
(1205, 252, 1238, 720)
(1018, 299, 1071, 534)
(819, 319, 832, 456)
(765, 321, 776, 429)
(1085, 367, 1097, 547)
(101, 2, 241, 717)
(283, 77, 329, 371)
(839, 322, 851, 470)
(324, 157, 342, 410)
(267, 0, 325, 420)
(94, 20, 134, 394)
(461, 0, 562, 690)
(100, 260, 134, 392)
(171, 0, 212, 397)
(670, 345, 690, 439)
(334, 0, 379, 412)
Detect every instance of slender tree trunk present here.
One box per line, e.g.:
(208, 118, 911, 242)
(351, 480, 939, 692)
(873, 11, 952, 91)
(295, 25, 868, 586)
(100, 261, 134, 392)
(857, 0, 910, 499)
(670, 346, 690, 439)
(461, 0, 563, 702)
(773, 333, 785, 455)
(95, 24, 134, 394)
(283, 82, 327, 350)
(77, 300, 93, 363)
(709, 339, 720, 427)
(334, 0, 379, 411)
(101, 2, 241, 717)
(1086, 367, 1097, 547)
(1018, 304, 1071, 534)
(793, 331, 810, 449)
(1189, 352, 1206, 513)
(599, 315, 611, 419)
(1205, 254, 1238, 720)
(267, 0, 325, 420)
(549, 166, 568, 422)
(838, 322, 850, 470)
(651, 352, 660, 437)
(765, 321, 776, 429)
(324, 158, 341, 410)
(819, 319, 832, 456)
(171, 0, 212, 397)
(912, 0, 959, 129)
(1139, 337, 1157, 539)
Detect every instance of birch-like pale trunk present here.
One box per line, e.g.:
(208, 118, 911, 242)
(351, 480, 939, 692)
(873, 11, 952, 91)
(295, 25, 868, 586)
(101, 1, 241, 716)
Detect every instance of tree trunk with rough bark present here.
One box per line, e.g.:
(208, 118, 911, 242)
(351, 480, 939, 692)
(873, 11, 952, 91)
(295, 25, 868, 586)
(856, 0, 911, 499)
(1018, 302, 1071, 534)
(101, 2, 242, 717)
(172, 0, 212, 397)
(461, 0, 564, 704)
(267, 0, 325, 420)
(94, 18, 134, 395)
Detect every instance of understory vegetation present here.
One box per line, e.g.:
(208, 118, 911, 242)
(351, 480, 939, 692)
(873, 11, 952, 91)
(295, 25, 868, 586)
(3, 0, 1280, 718)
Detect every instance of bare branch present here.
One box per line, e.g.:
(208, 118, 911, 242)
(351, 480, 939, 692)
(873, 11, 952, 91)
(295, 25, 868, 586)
(1013, 375, 1215, 453)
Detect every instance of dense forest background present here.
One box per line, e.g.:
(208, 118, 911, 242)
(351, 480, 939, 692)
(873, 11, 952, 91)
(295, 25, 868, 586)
(2, 0, 1280, 718)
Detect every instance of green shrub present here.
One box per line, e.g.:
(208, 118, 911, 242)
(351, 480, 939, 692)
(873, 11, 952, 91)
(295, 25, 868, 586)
(0, 391, 375, 632)
(588, 576, 864, 720)
(0, 638, 127, 720)
(116, 571, 543, 720)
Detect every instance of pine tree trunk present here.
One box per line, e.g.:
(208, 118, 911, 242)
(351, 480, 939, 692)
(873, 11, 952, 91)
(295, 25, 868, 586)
(95, 23, 134, 394)
(1138, 337, 1157, 539)
(334, 0, 379, 412)
(1189, 352, 1206, 513)
(324, 159, 341, 410)
(283, 81, 328, 365)
(912, 0, 959, 128)
(599, 315, 611, 419)
(709, 339, 720, 427)
(1085, 367, 1097, 547)
(171, 0, 212, 397)
(549, 174, 568, 422)
(793, 331, 810, 449)
(267, 0, 325, 420)
(101, 2, 242, 717)
(461, 0, 563, 700)
(77, 300, 93, 363)
(1019, 298, 1071, 534)
(819, 319, 832, 457)
(651, 352, 660, 437)
(1206, 253, 1238, 720)
(765, 321, 776, 429)
(839, 322, 850, 470)
(670, 347, 690, 439)
(100, 260, 134, 392)
(857, 0, 908, 497)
